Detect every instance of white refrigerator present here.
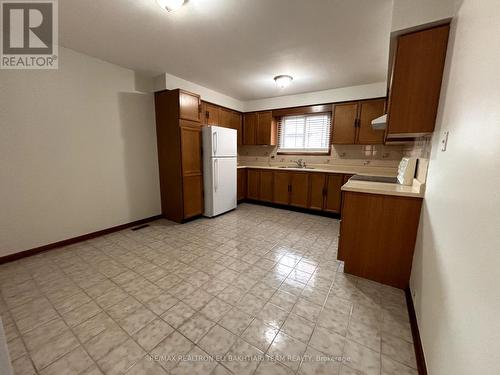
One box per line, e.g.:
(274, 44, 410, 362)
(202, 126, 237, 217)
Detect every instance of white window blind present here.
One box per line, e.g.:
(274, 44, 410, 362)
(277, 113, 332, 153)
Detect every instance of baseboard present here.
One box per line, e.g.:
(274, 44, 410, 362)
(0, 215, 163, 265)
(405, 287, 428, 375)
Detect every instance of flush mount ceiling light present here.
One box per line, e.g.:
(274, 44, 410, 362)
(156, 0, 185, 12)
(274, 75, 293, 88)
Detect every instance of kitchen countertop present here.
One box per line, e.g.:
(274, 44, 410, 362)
(237, 165, 397, 176)
(237, 165, 425, 198)
(341, 178, 425, 198)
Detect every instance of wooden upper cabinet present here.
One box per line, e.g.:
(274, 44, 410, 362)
(324, 174, 343, 213)
(273, 172, 290, 205)
(387, 24, 450, 136)
(247, 169, 260, 200)
(332, 102, 358, 144)
(289, 172, 309, 208)
(179, 91, 201, 122)
(243, 113, 257, 145)
(204, 102, 220, 125)
(219, 108, 232, 128)
(256, 111, 276, 145)
(357, 99, 386, 144)
(259, 170, 274, 202)
(230, 112, 243, 145)
(308, 173, 326, 210)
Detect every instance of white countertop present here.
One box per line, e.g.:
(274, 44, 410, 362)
(341, 178, 425, 198)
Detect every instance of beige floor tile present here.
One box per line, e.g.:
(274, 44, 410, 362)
(97, 338, 145, 375)
(11, 354, 37, 375)
(381, 355, 418, 375)
(219, 307, 254, 335)
(62, 301, 102, 327)
(7, 337, 27, 360)
(269, 291, 298, 312)
(169, 346, 217, 375)
(242, 318, 278, 352)
(30, 330, 80, 371)
(342, 339, 380, 375)
(39, 346, 94, 375)
(178, 313, 216, 343)
(145, 294, 178, 315)
(281, 313, 315, 344)
(298, 346, 342, 375)
(83, 327, 128, 361)
(317, 308, 350, 337)
(133, 318, 174, 352)
(381, 334, 417, 369)
(117, 306, 156, 335)
(223, 338, 264, 375)
(150, 331, 194, 371)
(161, 301, 196, 328)
(255, 359, 295, 375)
(309, 326, 345, 357)
(268, 331, 307, 371)
(292, 298, 322, 323)
(199, 297, 232, 322)
(347, 319, 381, 352)
(198, 324, 238, 359)
(105, 296, 143, 321)
(125, 356, 168, 375)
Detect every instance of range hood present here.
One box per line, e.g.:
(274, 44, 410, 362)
(371, 114, 387, 130)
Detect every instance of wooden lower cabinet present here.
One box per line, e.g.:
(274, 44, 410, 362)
(308, 174, 326, 210)
(324, 174, 343, 213)
(259, 171, 274, 202)
(273, 172, 290, 205)
(183, 175, 203, 219)
(289, 173, 309, 208)
(237, 169, 247, 201)
(247, 169, 260, 200)
(244, 168, 350, 214)
(339, 191, 423, 288)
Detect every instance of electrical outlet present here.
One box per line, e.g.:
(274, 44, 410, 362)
(441, 131, 449, 151)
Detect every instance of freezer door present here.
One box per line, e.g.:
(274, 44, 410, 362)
(203, 125, 237, 158)
(205, 157, 237, 217)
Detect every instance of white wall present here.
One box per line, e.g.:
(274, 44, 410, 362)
(391, 0, 457, 31)
(0, 47, 161, 257)
(410, 1, 500, 374)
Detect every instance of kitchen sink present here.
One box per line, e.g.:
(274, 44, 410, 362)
(278, 166, 315, 169)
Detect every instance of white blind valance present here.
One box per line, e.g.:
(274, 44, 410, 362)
(277, 113, 332, 153)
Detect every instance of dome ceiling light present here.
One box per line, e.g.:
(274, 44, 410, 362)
(156, 0, 185, 12)
(274, 75, 293, 88)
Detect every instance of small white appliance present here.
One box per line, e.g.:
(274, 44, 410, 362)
(397, 157, 418, 185)
(202, 126, 237, 217)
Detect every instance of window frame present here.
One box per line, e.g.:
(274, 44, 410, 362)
(276, 111, 333, 155)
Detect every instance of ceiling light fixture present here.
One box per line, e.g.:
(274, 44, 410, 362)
(274, 75, 293, 88)
(156, 0, 185, 12)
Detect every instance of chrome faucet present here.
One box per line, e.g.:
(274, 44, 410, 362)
(295, 159, 306, 168)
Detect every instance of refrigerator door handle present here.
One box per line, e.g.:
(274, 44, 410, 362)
(213, 132, 218, 156)
(214, 159, 218, 192)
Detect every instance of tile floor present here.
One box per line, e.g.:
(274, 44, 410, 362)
(0, 203, 418, 375)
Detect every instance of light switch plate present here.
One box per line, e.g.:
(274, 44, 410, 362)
(441, 131, 449, 151)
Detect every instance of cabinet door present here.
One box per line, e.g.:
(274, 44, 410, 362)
(259, 170, 274, 202)
(289, 172, 309, 208)
(308, 173, 326, 210)
(247, 169, 260, 200)
(256, 111, 276, 145)
(230, 112, 243, 145)
(387, 25, 449, 135)
(179, 91, 201, 122)
(273, 172, 290, 205)
(237, 169, 247, 201)
(332, 102, 358, 144)
(357, 99, 386, 144)
(183, 175, 203, 219)
(243, 113, 257, 145)
(324, 174, 343, 213)
(180, 124, 202, 175)
(204, 103, 220, 126)
(219, 108, 232, 128)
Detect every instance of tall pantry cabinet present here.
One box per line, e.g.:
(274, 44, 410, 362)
(154, 89, 204, 223)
